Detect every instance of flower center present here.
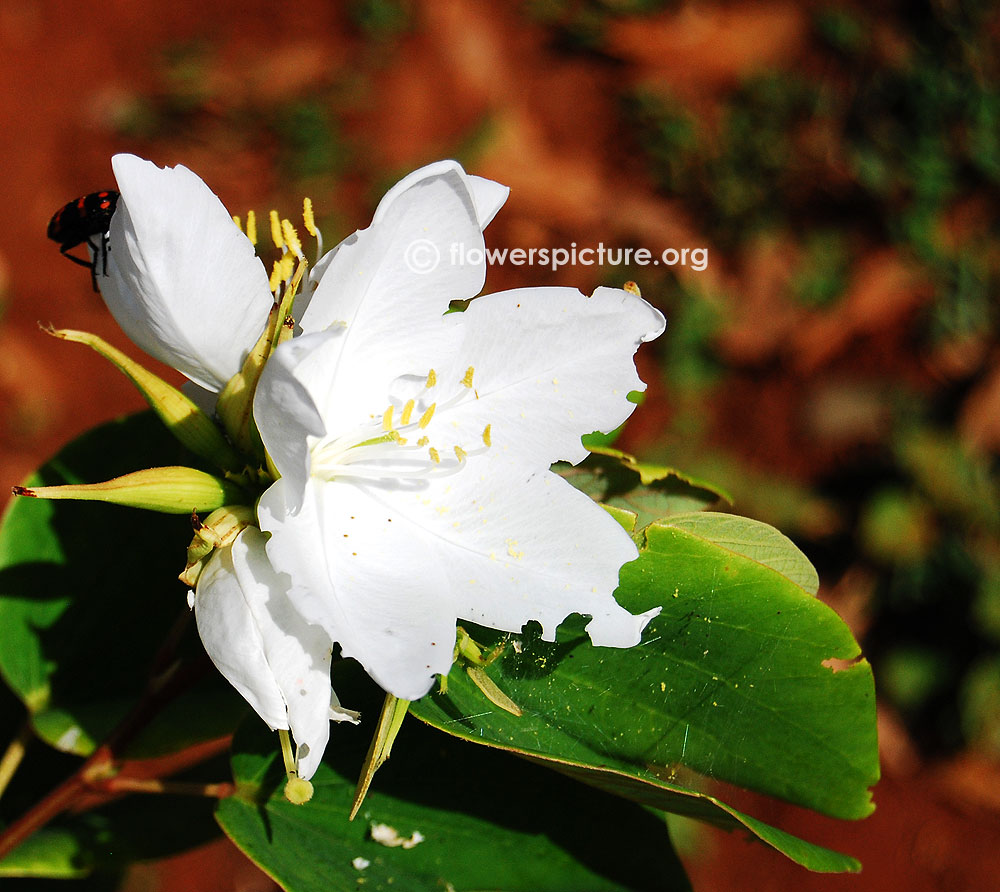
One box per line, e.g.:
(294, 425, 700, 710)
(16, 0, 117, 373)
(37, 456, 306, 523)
(309, 367, 492, 485)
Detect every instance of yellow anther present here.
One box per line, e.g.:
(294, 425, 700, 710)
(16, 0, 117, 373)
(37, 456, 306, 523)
(269, 210, 284, 249)
(401, 399, 415, 426)
(281, 218, 303, 259)
(623, 280, 641, 297)
(382, 405, 394, 432)
(462, 366, 475, 388)
(482, 424, 492, 447)
(417, 436, 429, 447)
(419, 403, 436, 429)
(454, 445, 467, 462)
(429, 447, 441, 464)
(303, 198, 317, 236)
(426, 369, 437, 388)
(396, 435, 408, 445)
(232, 214, 242, 232)
(246, 210, 257, 245)
(269, 260, 284, 292)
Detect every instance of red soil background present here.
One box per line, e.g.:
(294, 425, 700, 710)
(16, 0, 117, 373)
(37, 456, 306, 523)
(2, 1, 999, 889)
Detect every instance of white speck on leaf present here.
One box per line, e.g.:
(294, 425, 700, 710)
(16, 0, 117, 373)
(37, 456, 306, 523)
(370, 823, 425, 849)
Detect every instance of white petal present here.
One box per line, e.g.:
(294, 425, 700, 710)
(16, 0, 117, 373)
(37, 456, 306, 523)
(254, 331, 335, 499)
(194, 543, 287, 731)
(295, 162, 484, 424)
(101, 154, 273, 393)
(194, 529, 345, 780)
(466, 174, 509, 229)
(420, 285, 665, 467)
(372, 451, 657, 647)
(259, 478, 456, 701)
(230, 528, 344, 780)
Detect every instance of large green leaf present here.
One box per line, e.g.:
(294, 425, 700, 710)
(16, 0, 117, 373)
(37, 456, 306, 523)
(0, 412, 247, 757)
(218, 681, 692, 892)
(410, 512, 878, 871)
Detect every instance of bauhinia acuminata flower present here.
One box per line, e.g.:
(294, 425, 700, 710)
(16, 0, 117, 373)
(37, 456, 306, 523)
(28, 153, 664, 783)
(254, 282, 665, 702)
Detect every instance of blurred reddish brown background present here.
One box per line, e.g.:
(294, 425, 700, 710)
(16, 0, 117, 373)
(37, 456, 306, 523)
(3, 1, 1000, 889)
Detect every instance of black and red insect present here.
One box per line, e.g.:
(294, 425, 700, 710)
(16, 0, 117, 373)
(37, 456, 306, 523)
(47, 190, 119, 291)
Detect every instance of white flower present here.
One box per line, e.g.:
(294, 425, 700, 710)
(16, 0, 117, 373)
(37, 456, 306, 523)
(193, 528, 358, 780)
(94, 155, 512, 770)
(92, 153, 663, 765)
(251, 166, 665, 699)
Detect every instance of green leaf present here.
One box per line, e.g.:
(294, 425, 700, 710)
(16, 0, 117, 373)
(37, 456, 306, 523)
(0, 828, 89, 879)
(0, 792, 220, 879)
(410, 512, 877, 872)
(560, 450, 731, 533)
(0, 412, 247, 757)
(219, 687, 693, 892)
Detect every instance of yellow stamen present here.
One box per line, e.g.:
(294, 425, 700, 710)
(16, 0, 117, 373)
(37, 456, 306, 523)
(482, 424, 492, 447)
(454, 445, 467, 462)
(281, 218, 303, 259)
(382, 405, 394, 432)
(462, 366, 475, 388)
(269, 260, 284, 292)
(246, 210, 257, 245)
(426, 369, 437, 388)
(232, 214, 241, 232)
(419, 404, 436, 429)
(400, 399, 415, 425)
(623, 281, 641, 297)
(417, 436, 429, 447)
(269, 210, 284, 250)
(303, 198, 317, 236)
(429, 447, 440, 464)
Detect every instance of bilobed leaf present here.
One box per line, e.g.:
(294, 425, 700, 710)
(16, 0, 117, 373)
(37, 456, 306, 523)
(0, 413, 247, 758)
(410, 512, 878, 872)
(218, 693, 692, 892)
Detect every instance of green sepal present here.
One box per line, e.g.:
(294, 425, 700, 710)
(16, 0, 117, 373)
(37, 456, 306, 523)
(44, 327, 245, 474)
(349, 693, 410, 820)
(13, 466, 248, 514)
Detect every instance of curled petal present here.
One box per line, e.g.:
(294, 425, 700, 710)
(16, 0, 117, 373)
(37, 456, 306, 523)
(195, 528, 352, 779)
(101, 154, 273, 393)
